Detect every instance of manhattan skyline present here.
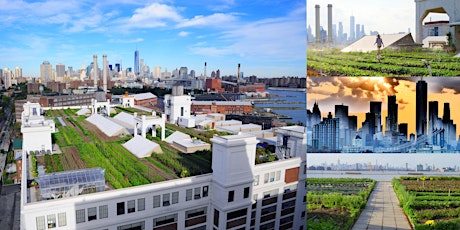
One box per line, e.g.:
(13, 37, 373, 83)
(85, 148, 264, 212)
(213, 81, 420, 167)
(307, 77, 460, 139)
(306, 0, 448, 39)
(0, 0, 305, 78)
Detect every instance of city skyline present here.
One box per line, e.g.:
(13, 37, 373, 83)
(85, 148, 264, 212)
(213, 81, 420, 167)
(307, 77, 460, 139)
(0, 0, 305, 78)
(306, 0, 448, 40)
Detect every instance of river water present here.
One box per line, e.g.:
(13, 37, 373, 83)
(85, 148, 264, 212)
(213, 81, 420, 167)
(253, 88, 306, 124)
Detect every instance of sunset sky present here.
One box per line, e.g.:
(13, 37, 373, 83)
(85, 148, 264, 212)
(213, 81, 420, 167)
(307, 77, 460, 138)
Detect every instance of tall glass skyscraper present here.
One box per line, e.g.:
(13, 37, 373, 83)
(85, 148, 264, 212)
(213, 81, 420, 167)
(350, 15, 355, 41)
(134, 49, 140, 75)
(416, 80, 427, 137)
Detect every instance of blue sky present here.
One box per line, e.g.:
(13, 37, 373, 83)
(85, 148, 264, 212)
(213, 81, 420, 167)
(0, 0, 306, 78)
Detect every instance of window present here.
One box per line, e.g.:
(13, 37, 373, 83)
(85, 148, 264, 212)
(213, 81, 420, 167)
(254, 175, 259, 186)
(138, 198, 145, 211)
(261, 205, 277, 215)
(181, 107, 184, 116)
(87, 207, 97, 221)
(128, 200, 136, 213)
(194, 187, 201, 200)
(282, 200, 296, 209)
(99, 205, 108, 219)
(153, 195, 161, 208)
(185, 207, 207, 219)
(57, 213, 66, 227)
(301, 211, 306, 218)
(47, 214, 56, 228)
(275, 171, 281, 181)
(117, 202, 125, 215)
(228, 190, 235, 202)
(172, 192, 179, 204)
(153, 214, 178, 227)
(76, 209, 85, 223)
(202, 186, 209, 197)
(244, 187, 250, 199)
(264, 173, 269, 183)
(214, 209, 219, 227)
(186, 189, 193, 201)
(163, 193, 170, 206)
(269, 172, 275, 182)
(36, 216, 45, 230)
(227, 208, 247, 220)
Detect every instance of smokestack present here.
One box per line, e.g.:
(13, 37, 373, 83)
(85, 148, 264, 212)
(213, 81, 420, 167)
(237, 63, 241, 83)
(103, 54, 108, 92)
(328, 4, 333, 43)
(93, 55, 98, 88)
(315, 5, 320, 43)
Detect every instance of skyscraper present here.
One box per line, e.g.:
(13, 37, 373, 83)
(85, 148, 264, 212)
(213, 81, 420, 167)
(386, 96, 398, 134)
(428, 101, 439, 131)
(56, 63, 65, 81)
(338, 22, 344, 42)
(442, 102, 450, 123)
(40, 61, 53, 83)
(370, 101, 382, 133)
(416, 80, 428, 137)
(134, 49, 140, 76)
(350, 15, 355, 41)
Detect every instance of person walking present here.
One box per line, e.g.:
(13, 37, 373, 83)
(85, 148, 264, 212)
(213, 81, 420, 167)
(374, 34, 384, 61)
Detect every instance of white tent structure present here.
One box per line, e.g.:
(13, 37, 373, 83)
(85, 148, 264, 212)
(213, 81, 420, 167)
(86, 114, 127, 137)
(165, 131, 191, 144)
(341, 33, 417, 52)
(122, 135, 163, 158)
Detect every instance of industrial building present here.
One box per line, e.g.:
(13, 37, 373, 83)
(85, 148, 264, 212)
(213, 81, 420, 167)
(20, 125, 307, 230)
(191, 101, 252, 115)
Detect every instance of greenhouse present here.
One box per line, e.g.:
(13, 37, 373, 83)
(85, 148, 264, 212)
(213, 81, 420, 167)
(36, 168, 106, 200)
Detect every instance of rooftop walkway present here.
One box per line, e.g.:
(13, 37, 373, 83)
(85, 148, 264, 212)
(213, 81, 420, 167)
(352, 181, 412, 230)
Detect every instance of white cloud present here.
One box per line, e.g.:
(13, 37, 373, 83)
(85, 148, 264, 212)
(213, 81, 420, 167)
(177, 13, 237, 28)
(190, 11, 305, 61)
(178, 31, 190, 37)
(122, 2, 182, 28)
(108, 38, 144, 43)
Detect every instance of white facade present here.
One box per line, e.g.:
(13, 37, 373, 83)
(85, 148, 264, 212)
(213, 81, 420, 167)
(164, 94, 191, 124)
(21, 127, 307, 230)
(21, 102, 56, 154)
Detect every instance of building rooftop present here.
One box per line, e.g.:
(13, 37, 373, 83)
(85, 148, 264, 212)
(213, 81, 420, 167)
(122, 135, 162, 158)
(133, 92, 157, 101)
(86, 114, 126, 137)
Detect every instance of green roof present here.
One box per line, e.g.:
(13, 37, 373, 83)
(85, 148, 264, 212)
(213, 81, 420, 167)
(13, 138, 23, 150)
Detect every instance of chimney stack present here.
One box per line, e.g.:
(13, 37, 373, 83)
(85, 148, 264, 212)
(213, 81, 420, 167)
(103, 54, 108, 92)
(93, 55, 98, 88)
(237, 63, 241, 83)
(315, 5, 320, 43)
(328, 4, 333, 43)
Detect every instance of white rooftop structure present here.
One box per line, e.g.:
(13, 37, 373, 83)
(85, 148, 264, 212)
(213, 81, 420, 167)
(214, 119, 243, 127)
(113, 112, 137, 132)
(76, 108, 91, 116)
(122, 135, 163, 158)
(165, 131, 191, 144)
(216, 123, 262, 134)
(86, 114, 127, 137)
(422, 36, 448, 48)
(133, 92, 157, 101)
(341, 33, 416, 52)
(191, 101, 252, 106)
(21, 102, 56, 154)
(172, 138, 211, 153)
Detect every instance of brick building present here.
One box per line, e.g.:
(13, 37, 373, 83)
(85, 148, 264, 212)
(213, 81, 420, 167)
(191, 101, 252, 115)
(205, 78, 224, 92)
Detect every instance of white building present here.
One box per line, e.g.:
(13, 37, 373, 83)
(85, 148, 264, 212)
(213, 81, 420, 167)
(21, 126, 306, 230)
(21, 102, 56, 154)
(164, 83, 191, 124)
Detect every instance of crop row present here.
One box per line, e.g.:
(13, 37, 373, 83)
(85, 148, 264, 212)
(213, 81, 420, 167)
(393, 176, 460, 229)
(307, 49, 460, 76)
(307, 178, 376, 229)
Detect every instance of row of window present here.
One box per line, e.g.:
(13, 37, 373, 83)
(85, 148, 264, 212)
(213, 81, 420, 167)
(36, 213, 66, 230)
(254, 170, 281, 186)
(76, 204, 110, 223)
